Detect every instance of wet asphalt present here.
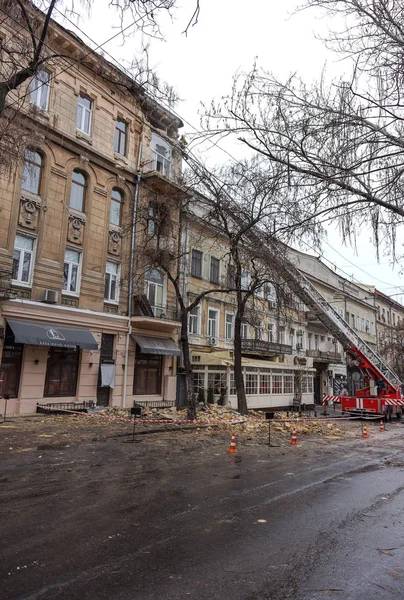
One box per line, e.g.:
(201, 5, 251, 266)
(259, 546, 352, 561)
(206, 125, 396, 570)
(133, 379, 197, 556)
(2, 423, 404, 599)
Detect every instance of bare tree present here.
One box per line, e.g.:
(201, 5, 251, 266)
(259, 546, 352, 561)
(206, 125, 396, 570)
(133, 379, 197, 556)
(201, 0, 404, 260)
(133, 184, 238, 419)
(379, 320, 404, 382)
(0, 0, 199, 174)
(186, 157, 296, 415)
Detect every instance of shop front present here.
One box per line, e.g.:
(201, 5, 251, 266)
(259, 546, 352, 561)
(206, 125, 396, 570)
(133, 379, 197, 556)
(0, 300, 129, 415)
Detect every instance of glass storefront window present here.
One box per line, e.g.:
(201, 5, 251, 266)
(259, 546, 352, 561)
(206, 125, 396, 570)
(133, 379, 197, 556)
(44, 347, 79, 397)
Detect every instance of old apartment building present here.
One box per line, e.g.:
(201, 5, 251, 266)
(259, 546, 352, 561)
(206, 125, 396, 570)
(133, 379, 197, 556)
(0, 13, 184, 415)
(1, 9, 402, 416)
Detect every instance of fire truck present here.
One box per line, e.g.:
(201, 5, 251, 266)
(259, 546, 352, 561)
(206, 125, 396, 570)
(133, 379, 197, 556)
(258, 236, 404, 420)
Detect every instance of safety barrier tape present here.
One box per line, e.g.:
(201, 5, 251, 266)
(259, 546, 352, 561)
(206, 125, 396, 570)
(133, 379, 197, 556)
(2, 398, 368, 426)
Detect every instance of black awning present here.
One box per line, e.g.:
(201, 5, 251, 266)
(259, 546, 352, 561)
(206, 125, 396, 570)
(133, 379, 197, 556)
(132, 334, 181, 356)
(7, 319, 98, 350)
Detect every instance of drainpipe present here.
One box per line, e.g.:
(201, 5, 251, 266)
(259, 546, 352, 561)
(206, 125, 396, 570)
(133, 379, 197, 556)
(122, 139, 143, 409)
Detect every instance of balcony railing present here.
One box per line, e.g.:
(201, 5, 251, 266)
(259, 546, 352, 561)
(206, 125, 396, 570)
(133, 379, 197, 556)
(241, 339, 293, 356)
(306, 349, 342, 362)
(132, 295, 180, 322)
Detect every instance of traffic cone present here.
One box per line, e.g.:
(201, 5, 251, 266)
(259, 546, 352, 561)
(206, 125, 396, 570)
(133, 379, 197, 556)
(380, 419, 385, 432)
(362, 424, 369, 439)
(227, 432, 237, 453)
(289, 428, 298, 445)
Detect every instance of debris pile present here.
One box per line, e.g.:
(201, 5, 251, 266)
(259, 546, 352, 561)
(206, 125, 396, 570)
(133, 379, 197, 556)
(99, 405, 350, 439)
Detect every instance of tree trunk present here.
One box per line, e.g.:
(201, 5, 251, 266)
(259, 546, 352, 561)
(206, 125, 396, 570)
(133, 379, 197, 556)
(234, 307, 248, 415)
(180, 309, 197, 420)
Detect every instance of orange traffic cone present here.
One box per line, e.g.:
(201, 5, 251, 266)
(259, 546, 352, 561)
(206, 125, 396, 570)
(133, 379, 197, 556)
(362, 424, 369, 439)
(227, 432, 237, 453)
(380, 419, 385, 432)
(289, 428, 298, 445)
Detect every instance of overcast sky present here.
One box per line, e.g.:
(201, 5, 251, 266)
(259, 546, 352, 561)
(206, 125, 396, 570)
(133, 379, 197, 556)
(60, 0, 404, 302)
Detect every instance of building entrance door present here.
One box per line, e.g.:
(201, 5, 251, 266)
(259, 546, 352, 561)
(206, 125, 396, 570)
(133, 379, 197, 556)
(96, 333, 114, 406)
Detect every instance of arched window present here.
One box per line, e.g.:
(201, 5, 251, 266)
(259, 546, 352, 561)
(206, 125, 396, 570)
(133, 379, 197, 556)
(110, 188, 123, 226)
(69, 170, 86, 212)
(21, 150, 43, 195)
(151, 133, 171, 177)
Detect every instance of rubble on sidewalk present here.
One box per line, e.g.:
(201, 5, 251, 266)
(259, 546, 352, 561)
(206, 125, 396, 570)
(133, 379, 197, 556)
(98, 404, 355, 439)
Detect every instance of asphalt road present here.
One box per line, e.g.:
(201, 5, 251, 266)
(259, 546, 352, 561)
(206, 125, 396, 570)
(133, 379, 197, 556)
(2, 420, 404, 599)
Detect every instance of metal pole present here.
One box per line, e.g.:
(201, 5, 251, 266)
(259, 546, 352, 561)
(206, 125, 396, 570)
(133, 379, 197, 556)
(268, 419, 271, 447)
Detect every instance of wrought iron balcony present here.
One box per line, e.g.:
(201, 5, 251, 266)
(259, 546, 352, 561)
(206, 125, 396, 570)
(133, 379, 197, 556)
(241, 339, 293, 356)
(132, 295, 180, 323)
(306, 349, 343, 363)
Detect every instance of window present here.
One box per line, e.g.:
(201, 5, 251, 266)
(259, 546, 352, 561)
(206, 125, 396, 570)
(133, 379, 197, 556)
(105, 261, 119, 302)
(44, 347, 79, 397)
(308, 332, 312, 349)
(225, 313, 234, 340)
(283, 374, 293, 394)
(147, 204, 158, 236)
(314, 334, 319, 350)
(227, 264, 236, 288)
(268, 324, 274, 343)
(193, 372, 204, 392)
(361, 317, 365, 330)
(302, 374, 313, 394)
(145, 269, 164, 316)
(189, 306, 200, 335)
(191, 249, 203, 278)
(76, 94, 93, 135)
(351, 313, 355, 327)
(278, 326, 285, 345)
(229, 372, 236, 395)
(114, 119, 127, 155)
(366, 319, 370, 332)
(62, 249, 81, 294)
(151, 133, 171, 177)
(290, 329, 295, 349)
(266, 283, 276, 304)
(241, 271, 250, 290)
(0, 326, 23, 398)
(69, 170, 86, 212)
(254, 320, 263, 340)
(208, 308, 219, 337)
(208, 372, 226, 394)
(260, 373, 271, 395)
(357, 315, 361, 330)
(12, 234, 35, 285)
(110, 189, 123, 226)
(241, 322, 249, 339)
(272, 374, 282, 394)
(21, 150, 42, 195)
(30, 69, 50, 111)
(210, 256, 220, 284)
(133, 353, 162, 395)
(245, 373, 258, 395)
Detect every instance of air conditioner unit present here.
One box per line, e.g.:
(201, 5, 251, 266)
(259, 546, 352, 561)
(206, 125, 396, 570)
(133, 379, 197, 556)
(42, 289, 58, 304)
(208, 337, 218, 347)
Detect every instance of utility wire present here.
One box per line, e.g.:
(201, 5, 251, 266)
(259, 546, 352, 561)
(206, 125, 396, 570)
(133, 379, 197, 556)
(4, 1, 404, 293)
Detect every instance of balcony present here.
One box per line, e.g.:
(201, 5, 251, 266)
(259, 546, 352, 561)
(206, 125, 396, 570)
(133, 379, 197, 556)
(132, 295, 181, 333)
(306, 349, 343, 363)
(241, 339, 293, 357)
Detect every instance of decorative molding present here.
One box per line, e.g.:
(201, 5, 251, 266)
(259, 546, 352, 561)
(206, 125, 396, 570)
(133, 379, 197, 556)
(50, 166, 67, 179)
(108, 230, 122, 256)
(116, 173, 125, 187)
(11, 287, 31, 299)
(67, 214, 85, 244)
(62, 296, 79, 308)
(94, 186, 108, 197)
(104, 304, 118, 314)
(19, 197, 41, 230)
(79, 153, 90, 167)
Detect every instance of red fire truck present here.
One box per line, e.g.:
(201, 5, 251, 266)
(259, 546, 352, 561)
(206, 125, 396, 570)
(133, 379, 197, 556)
(260, 238, 404, 420)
